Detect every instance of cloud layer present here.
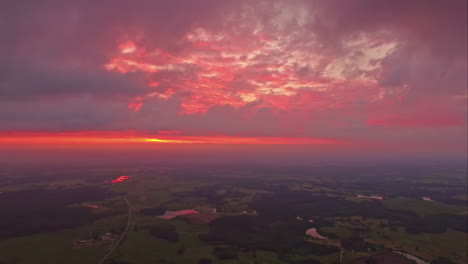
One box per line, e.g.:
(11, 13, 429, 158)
(0, 0, 466, 154)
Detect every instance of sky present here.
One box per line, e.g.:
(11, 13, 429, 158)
(0, 0, 467, 163)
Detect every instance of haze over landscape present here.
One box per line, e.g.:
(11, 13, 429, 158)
(0, 1, 466, 264)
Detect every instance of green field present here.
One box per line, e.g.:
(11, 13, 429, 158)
(0, 165, 466, 264)
(382, 198, 465, 216)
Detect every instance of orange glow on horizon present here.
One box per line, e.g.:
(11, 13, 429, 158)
(0, 131, 343, 145)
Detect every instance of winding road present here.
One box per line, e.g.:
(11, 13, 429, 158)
(98, 195, 132, 264)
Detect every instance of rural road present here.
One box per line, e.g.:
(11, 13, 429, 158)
(339, 246, 343, 263)
(98, 195, 132, 264)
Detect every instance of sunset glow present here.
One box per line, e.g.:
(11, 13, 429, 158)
(104, 31, 393, 115)
(0, 0, 466, 160)
(0, 132, 342, 145)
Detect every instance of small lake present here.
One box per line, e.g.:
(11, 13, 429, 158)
(305, 228, 327, 239)
(158, 209, 199, 219)
(393, 251, 429, 264)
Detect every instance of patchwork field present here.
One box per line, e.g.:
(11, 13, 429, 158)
(0, 165, 466, 264)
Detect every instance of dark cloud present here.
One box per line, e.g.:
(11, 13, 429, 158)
(0, 96, 129, 131)
(312, 0, 467, 58)
(0, 59, 149, 100)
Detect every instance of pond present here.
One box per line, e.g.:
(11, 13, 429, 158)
(393, 251, 429, 264)
(158, 209, 199, 219)
(305, 228, 327, 239)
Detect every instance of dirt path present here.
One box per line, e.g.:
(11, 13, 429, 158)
(98, 195, 132, 264)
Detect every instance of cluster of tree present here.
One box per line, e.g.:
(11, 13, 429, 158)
(249, 190, 467, 234)
(199, 215, 339, 260)
(430, 257, 456, 264)
(177, 246, 185, 255)
(306, 170, 467, 206)
(0, 187, 118, 239)
(108, 259, 132, 264)
(290, 241, 340, 256)
(148, 224, 179, 242)
(139, 207, 166, 216)
(340, 232, 370, 252)
(291, 259, 321, 264)
(197, 258, 213, 264)
(212, 246, 238, 260)
(168, 184, 249, 210)
(339, 228, 382, 252)
(404, 214, 467, 234)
